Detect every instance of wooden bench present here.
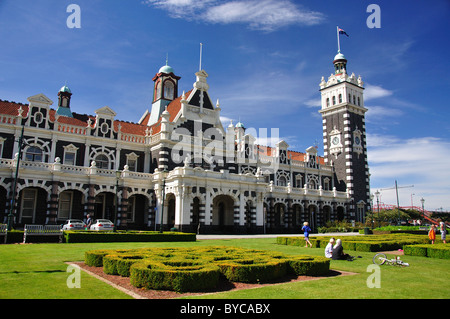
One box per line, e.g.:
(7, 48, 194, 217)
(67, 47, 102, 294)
(23, 225, 63, 244)
(0, 224, 7, 244)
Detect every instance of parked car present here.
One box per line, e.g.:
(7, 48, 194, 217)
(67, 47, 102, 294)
(62, 219, 86, 231)
(90, 219, 114, 231)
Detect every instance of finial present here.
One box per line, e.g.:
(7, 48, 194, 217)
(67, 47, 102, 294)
(166, 53, 169, 66)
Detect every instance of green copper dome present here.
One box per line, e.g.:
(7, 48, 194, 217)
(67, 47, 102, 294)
(159, 64, 174, 74)
(59, 85, 71, 93)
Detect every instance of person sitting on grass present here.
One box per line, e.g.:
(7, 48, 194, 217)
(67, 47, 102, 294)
(325, 237, 335, 258)
(332, 239, 352, 260)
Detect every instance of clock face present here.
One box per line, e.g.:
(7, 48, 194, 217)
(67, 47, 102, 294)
(332, 136, 340, 145)
(355, 136, 360, 145)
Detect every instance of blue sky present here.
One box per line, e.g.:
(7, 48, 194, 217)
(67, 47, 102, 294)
(0, 0, 449, 211)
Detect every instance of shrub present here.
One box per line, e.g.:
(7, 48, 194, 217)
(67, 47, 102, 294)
(288, 256, 330, 276)
(404, 244, 450, 259)
(64, 231, 196, 243)
(84, 246, 330, 292)
(277, 234, 433, 252)
(403, 245, 427, 257)
(130, 259, 220, 292)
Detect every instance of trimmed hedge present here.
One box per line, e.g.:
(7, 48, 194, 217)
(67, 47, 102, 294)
(404, 244, 450, 259)
(130, 259, 220, 292)
(64, 231, 196, 243)
(84, 246, 330, 292)
(277, 234, 432, 252)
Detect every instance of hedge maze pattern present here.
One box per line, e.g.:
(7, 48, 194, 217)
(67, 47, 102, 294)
(84, 246, 330, 292)
(277, 234, 434, 252)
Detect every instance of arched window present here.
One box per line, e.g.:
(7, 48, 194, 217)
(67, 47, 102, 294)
(358, 97, 361, 106)
(278, 176, 287, 186)
(332, 96, 336, 105)
(25, 146, 43, 162)
(326, 98, 330, 107)
(163, 81, 174, 100)
(154, 81, 162, 101)
(338, 94, 342, 103)
(95, 154, 109, 169)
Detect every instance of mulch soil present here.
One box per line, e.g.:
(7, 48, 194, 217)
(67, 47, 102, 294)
(72, 262, 357, 299)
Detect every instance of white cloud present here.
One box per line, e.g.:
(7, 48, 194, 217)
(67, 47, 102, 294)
(364, 84, 393, 101)
(143, 0, 324, 31)
(365, 105, 403, 121)
(368, 135, 450, 210)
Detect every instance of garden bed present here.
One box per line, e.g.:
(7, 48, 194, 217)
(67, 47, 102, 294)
(83, 246, 330, 293)
(73, 262, 354, 299)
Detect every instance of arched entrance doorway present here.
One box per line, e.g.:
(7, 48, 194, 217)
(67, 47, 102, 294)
(166, 193, 176, 230)
(273, 202, 286, 231)
(212, 195, 234, 233)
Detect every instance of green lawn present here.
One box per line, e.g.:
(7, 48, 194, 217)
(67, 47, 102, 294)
(0, 238, 449, 299)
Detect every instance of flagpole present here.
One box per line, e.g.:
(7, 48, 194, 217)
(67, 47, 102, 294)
(336, 26, 340, 53)
(199, 43, 203, 71)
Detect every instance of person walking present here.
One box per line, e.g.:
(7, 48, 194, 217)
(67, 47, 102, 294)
(428, 224, 436, 244)
(302, 222, 312, 248)
(439, 222, 447, 244)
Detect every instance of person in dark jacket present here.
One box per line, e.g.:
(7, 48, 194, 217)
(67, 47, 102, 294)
(332, 239, 351, 260)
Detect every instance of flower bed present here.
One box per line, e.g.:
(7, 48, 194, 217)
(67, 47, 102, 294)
(84, 246, 330, 292)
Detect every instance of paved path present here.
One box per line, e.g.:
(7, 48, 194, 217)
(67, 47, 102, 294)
(197, 232, 361, 240)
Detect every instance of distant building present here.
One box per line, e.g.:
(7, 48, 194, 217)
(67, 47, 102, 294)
(0, 50, 370, 233)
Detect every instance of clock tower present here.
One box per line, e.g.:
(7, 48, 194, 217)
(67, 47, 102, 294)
(319, 51, 370, 223)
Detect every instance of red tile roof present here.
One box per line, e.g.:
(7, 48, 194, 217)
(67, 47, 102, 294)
(0, 98, 325, 164)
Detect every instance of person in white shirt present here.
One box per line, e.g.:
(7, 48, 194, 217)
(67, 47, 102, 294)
(325, 237, 335, 258)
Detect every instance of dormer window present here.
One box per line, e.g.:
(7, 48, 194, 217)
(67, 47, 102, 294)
(34, 112, 43, 124)
(100, 122, 109, 134)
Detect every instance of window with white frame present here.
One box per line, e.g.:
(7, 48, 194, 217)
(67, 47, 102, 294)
(63, 144, 78, 166)
(323, 177, 331, 191)
(0, 137, 5, 158)
(126, 152, 139, 172)
(95, 154, 109, 169)
(25, 146, 43, 162)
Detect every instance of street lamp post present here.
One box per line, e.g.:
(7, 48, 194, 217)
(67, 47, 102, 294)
(420, 198, 425, 222)
(375, 190, 380, 228)
(370, 193, 374, 229)
(7, 124, 25, 231)
(160, 177, 166, 233)
(113, 170, 121, 232)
